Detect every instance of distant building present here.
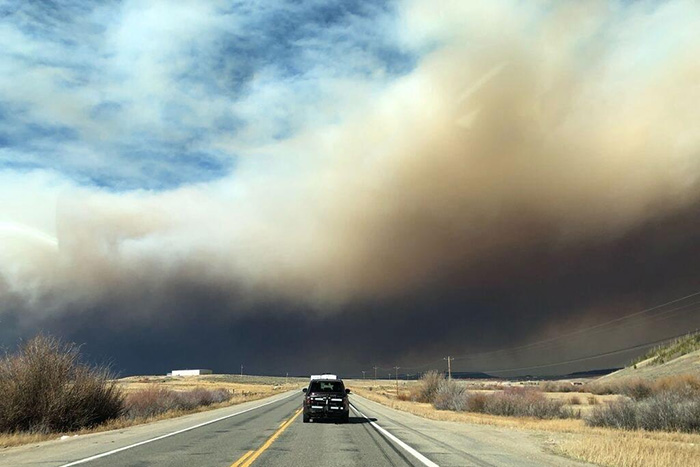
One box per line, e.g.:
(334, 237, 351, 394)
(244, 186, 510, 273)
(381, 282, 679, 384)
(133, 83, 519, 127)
(169, 369, 213, 376)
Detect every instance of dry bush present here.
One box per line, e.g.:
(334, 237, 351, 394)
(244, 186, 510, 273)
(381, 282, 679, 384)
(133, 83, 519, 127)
(125, 386, 233, 419)
(587, 379, 652, 399)
(588, 375, 700, 401)
(569, 395, 582, 405)
(475, 388, 574, 419)
(396, 391, 412, 401)
(587, 395, 598, 405)
(653, 375, 700, 398)
(0, 335, 124, 433)
(429, 383, 574, 419)
(466, 392, 489, 413)
(585, 382, 617, 395)
(587, 392, 700, 432)
(433, 380, 468, 411)
(622, 380, 654, 400)
(411, 370, 445, 403)
(540, 381, 578, 393)
(125, 387, 179, 418)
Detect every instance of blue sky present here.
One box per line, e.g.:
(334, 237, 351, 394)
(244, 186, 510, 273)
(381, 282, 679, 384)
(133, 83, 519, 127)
(0, 0, 415, 189)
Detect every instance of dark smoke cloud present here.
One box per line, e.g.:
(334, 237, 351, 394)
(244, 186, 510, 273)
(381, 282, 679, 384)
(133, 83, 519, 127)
(3, 208, 698, 377)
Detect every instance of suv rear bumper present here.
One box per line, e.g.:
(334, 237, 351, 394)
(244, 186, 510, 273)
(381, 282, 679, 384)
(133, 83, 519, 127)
(305, 406, 348, 417)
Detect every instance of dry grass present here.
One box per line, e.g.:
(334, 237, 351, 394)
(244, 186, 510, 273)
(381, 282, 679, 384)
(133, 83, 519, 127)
(349, 382, 700, 467)
(560, 431, 700, 467)
(117, 375, 291, 395)
(0, 432, 56, 449)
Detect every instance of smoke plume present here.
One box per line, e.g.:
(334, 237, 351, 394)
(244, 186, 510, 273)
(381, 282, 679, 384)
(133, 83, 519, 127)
(1, 0, 700, 374)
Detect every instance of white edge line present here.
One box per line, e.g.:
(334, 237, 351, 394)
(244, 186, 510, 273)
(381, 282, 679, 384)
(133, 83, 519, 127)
(59, 391, 299, 467)
(350, 402, 439, 467)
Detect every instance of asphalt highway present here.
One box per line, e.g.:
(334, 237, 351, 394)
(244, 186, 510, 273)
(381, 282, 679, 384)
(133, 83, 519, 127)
(0, 391, 593, 467)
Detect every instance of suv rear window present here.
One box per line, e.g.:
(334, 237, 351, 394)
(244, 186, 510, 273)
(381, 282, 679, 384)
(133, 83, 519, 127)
(309, 381, 345, 392)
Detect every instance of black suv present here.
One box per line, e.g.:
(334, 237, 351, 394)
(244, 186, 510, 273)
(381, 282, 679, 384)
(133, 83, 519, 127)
(302, 378, 350, 423)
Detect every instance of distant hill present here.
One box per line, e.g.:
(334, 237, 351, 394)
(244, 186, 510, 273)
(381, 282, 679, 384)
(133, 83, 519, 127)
(451, 371, 495, 379)
(600, 332, 700, 382)
(559, 368, 621, 379)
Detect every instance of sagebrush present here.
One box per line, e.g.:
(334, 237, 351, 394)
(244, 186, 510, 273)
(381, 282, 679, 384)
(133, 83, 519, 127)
(587, 375, 700, 399)
(0, 335, 124, 433)
(125, 386, 233, 419)
(587, 391, 700, 432)
(414, 371, 573, 419)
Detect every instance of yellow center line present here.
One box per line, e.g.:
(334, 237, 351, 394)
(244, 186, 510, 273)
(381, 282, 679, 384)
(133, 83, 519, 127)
(229, 408, 303, 467)
(230, 450, 254, 467)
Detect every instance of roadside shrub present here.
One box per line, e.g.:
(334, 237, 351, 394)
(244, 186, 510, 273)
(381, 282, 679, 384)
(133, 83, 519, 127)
(620, 380, 653, 400)
(477, 388, 573, 419)
(585, 382, 618, 395)
(430, 385, 573, 419)
(467, 392, 489, 413)
(125, 387, 233, 419)
(407, 370, 574, 419)
(125, 387, 179, 418)
(587, 399, 638, 430)
(0, 335, 124, 433)
(540, 381, 578, 393)
(586, 392, 700, 432)
(569, 396, 582, 405)
(654, 375, 700, 398)
(433, 380, 468, 411)
(587, 395, 598, 405)
(412, 370, 445, 403)
(587, 376, 700, 400)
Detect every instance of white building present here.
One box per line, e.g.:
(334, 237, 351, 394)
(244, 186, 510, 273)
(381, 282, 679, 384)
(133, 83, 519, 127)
(169, 369, 213, 376)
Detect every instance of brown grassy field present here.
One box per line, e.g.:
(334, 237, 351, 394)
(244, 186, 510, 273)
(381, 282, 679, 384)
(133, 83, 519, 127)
(0, 374, 302, 450)
(348, 380, 700, 467)
(117, 374, 303, 394)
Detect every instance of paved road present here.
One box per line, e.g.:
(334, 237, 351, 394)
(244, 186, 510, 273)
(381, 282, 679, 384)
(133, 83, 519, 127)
(0, 391, 593, 467)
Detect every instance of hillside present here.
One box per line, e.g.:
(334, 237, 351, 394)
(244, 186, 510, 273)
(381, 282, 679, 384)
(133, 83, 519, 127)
(601, 333, 700, 382)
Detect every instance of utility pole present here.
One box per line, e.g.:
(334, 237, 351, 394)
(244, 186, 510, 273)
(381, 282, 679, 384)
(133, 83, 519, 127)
(373, 366, 378, 381)
(394, 366, 400, 396)
(444, 356, 454, 380)
(285, 372, 288, 385)
(240, 364, 243, 377)
(362, 370, 366, 380)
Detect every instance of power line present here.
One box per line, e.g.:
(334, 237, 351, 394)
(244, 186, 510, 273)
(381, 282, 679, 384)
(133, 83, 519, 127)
(365, 289, 700, 376)
(482, 331, 694, 375)
(453, 290, 700, 362)
(455, 300, 700, 364)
